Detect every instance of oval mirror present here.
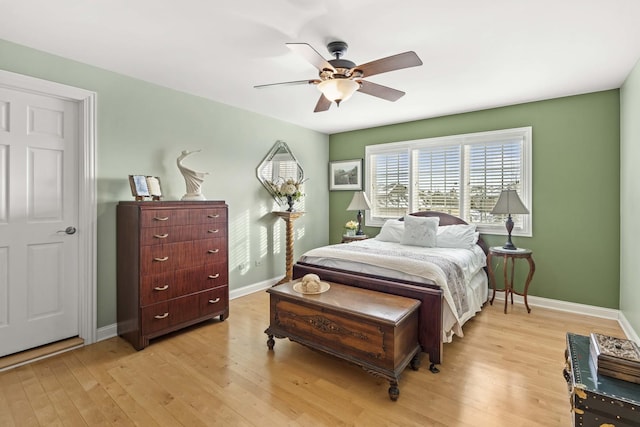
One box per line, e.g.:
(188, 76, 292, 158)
(257, 140, 304, 204)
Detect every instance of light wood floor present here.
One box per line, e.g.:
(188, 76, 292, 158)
(0, 291, 624, 426)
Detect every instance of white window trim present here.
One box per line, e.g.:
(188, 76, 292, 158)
(364, 127, 532, 237)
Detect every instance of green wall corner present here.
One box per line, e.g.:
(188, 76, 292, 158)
(329, 91, 621, 308)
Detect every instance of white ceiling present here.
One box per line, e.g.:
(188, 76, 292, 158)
(2, 0, 640, 134)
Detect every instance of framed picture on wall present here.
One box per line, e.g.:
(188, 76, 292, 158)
(329, 159, 362, 191)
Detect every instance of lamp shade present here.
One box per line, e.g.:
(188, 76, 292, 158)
(491, 190, 529, 215)
(347, 191, 371, 211)
(317, 79, 360, 105)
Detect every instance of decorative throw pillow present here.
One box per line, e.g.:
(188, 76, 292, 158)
(436, 224, 477, 249)
(375, 219, 405, 242)
(400, 215, 439, 247)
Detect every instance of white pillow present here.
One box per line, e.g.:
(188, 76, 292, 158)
(436, 224, 477, 249)
(400, 215, 439, 247)
(375, 219, 405, 242)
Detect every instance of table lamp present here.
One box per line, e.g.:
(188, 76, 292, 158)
(490, 189, 529, 250)
(347, 191, 371, 235)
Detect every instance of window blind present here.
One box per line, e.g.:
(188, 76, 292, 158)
(364, 127, 532, 235)
(466, 139, 523, 226)
(371, 150, 409, 219)
(415, 145, 461, 216)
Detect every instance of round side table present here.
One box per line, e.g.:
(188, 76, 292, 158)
(487, 246, 535, 314)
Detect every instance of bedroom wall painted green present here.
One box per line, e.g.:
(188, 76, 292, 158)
(0, 38, 330, 329)
(329, 91, 621, 309)
(620, 58, 640, 334)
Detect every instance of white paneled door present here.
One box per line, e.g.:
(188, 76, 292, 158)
(0, 87, 80, 357)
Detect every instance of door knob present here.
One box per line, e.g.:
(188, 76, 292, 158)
(57, 226, 77, 235)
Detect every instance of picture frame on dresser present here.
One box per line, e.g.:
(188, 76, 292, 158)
(329, 159, 362, 191)
(129, 175, 150, 198)
(129, 175, 163, 201)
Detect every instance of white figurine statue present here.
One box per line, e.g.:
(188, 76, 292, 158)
(177, 150, 209, 201)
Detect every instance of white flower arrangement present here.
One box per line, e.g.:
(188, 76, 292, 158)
(266, 178, 305, 202)
(345, 220, 358, 230)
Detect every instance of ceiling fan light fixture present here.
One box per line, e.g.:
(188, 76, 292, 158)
(317, 79, 360, 106)
(258, 42, 423, 112)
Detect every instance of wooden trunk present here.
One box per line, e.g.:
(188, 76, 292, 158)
(293, 262, 443, 366)
(564, 333, 640, 426)
(265, 280, 421, 401)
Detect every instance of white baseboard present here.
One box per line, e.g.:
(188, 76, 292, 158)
(492, 293, 620, 320)
(494, 293, 640, 342)
(96, 283, 638, 344)
(95, 276, 281, 343)
(96, 323, 117, 342)
(619, 311, 640, 343)
(229, 276, 280, 300)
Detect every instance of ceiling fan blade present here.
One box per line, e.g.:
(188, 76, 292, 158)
(313, 94, 332, 112)
(254, 79, 320, 89)
(357, 80, 405, 102)
(287, 43, 336, 72)
(355, 51, 423, 78)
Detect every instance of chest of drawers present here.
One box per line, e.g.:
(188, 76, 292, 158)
(117, 200, 229, 350)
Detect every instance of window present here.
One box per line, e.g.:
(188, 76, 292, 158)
(365, 127, 532, 236)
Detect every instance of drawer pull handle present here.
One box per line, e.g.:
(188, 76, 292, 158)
(153, 216, 169, 221)
(208, 229, 219, 234)
(154, 312, 169, 319)
(209, 298, 221, 304)
(153, 256, 169, 262)
(208, 274, 220, 279)
(154, 285, 169, 291)
(208, 214, 220, 218)
(154, 233, 169, 239)
(208, 249, 219, 254)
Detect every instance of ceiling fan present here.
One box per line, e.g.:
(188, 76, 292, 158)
(255, 41, 423, 112)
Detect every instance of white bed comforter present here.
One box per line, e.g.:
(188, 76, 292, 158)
(299, 239, 487, 341)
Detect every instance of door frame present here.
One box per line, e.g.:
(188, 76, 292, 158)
(0, 69, 97, 346)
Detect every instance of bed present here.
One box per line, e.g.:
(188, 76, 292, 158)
(292, 211, 489, 370)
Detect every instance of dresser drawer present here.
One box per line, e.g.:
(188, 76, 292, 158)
(199, 287, 228, 317)
(140, 241, 193, 275)
(140, 224, 227, 246)
(140, 263, 228, 305)
(140, 271, 176, 305)
(193, 238, 228, 265)
(141, 301, 171, 334)
(175, 263, 228, 292)
(140, 224, 192, 246)
(190, 207, 227, 225)
(140, 209, 191, 227)
(141, 293, 202, 335)
(192, 223, 227, 240)
(140, 269, 202, 305)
